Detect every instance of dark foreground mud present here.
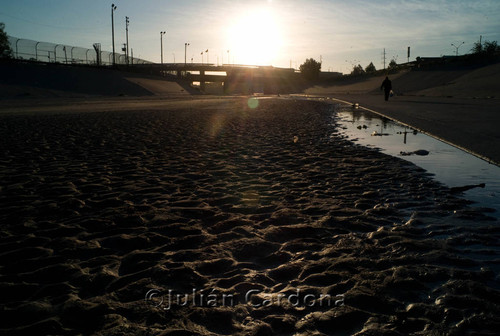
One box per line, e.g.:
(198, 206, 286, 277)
(1, 98, 499, 335)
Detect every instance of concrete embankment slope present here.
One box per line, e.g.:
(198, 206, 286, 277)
(305, 63, 500, 164)
(306, 62, 500, 98)
(0, 61, 192, 98)
(331, 94, 500, 165)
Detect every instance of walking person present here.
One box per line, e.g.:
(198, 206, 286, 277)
(381, 76, 392, 101)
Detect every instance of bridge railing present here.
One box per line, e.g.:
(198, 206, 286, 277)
(7, 35, 152, 66)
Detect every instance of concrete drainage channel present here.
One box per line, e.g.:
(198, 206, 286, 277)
(276, 95, 500, 218)
(334, 102, 500, 218)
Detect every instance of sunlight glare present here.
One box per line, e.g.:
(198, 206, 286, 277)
(227, 7, 283, 66)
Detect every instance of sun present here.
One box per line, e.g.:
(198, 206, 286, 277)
(226, 7, 283, 66)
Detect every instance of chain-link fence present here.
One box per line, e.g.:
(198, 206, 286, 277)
(8, 35, 152, 66)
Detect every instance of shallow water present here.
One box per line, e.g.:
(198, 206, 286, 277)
(332, 104, 500, 218)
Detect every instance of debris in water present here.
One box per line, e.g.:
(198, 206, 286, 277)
(450, 183, 486, 194)
(400, 149, 430, 156)
(371, 131, 390, 136)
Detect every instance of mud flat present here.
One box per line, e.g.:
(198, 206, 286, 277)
(1, 97, 499, 335)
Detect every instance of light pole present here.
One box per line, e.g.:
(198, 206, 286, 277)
(184, 42, 189, 66)
(54, 44, 60, 63)
(125, 16, 130, 65)
(227, 49, 230, 65)
(172, 53, 175, 64)
(451, 42, 465, 56)
(205, 49, 209, 64)
(35, 41, 40, 61)
(111, 4, 117, 66)
(160, 31, 166, 64)
(201, 51, 204, 65)
(15, 39, 21, 59)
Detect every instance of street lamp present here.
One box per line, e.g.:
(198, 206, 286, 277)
(15, 38, 21, 59)
(451, 42, 465, 56)
(125, 16, 130, 65)
(111, 4, 117, 66)
(184, 42, 190, 66)
(35, 41, 40, 61)
(160, 31, 166, 64)
(54, 44, 60, 63)
(227, 49, 230, 65)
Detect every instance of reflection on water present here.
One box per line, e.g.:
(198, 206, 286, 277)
(334, 104, 500, 217)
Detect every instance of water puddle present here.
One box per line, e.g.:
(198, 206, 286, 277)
(333, 103, 500, 217)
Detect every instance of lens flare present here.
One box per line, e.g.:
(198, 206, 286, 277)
(247, 98, 259, 109)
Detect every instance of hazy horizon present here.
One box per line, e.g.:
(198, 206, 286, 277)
(1, 0, 499, 73)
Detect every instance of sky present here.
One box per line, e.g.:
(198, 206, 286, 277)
(1, 0, 499, 73)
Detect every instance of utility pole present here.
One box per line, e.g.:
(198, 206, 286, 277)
(122, 43, 127, 63)
(184, 43, 190, 66)
(111, 4, 117, 66)
(382, 48, 386, 70)
(160, 31, 166, 64)
(125, 16, 129, 65)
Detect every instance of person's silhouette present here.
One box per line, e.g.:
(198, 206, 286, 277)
(381, 76, 392, 101)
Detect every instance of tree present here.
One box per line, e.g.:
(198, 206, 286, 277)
(387, 59, 398, 71)
(471, 40, 499, 55)
(471, 41, 483, 54)
(299, 58, 321, 80)
(0, 23, 13, 58)
(350, 64, 365, 76)
(484, 41, 499, 54)
(365, 62, 376, 74)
